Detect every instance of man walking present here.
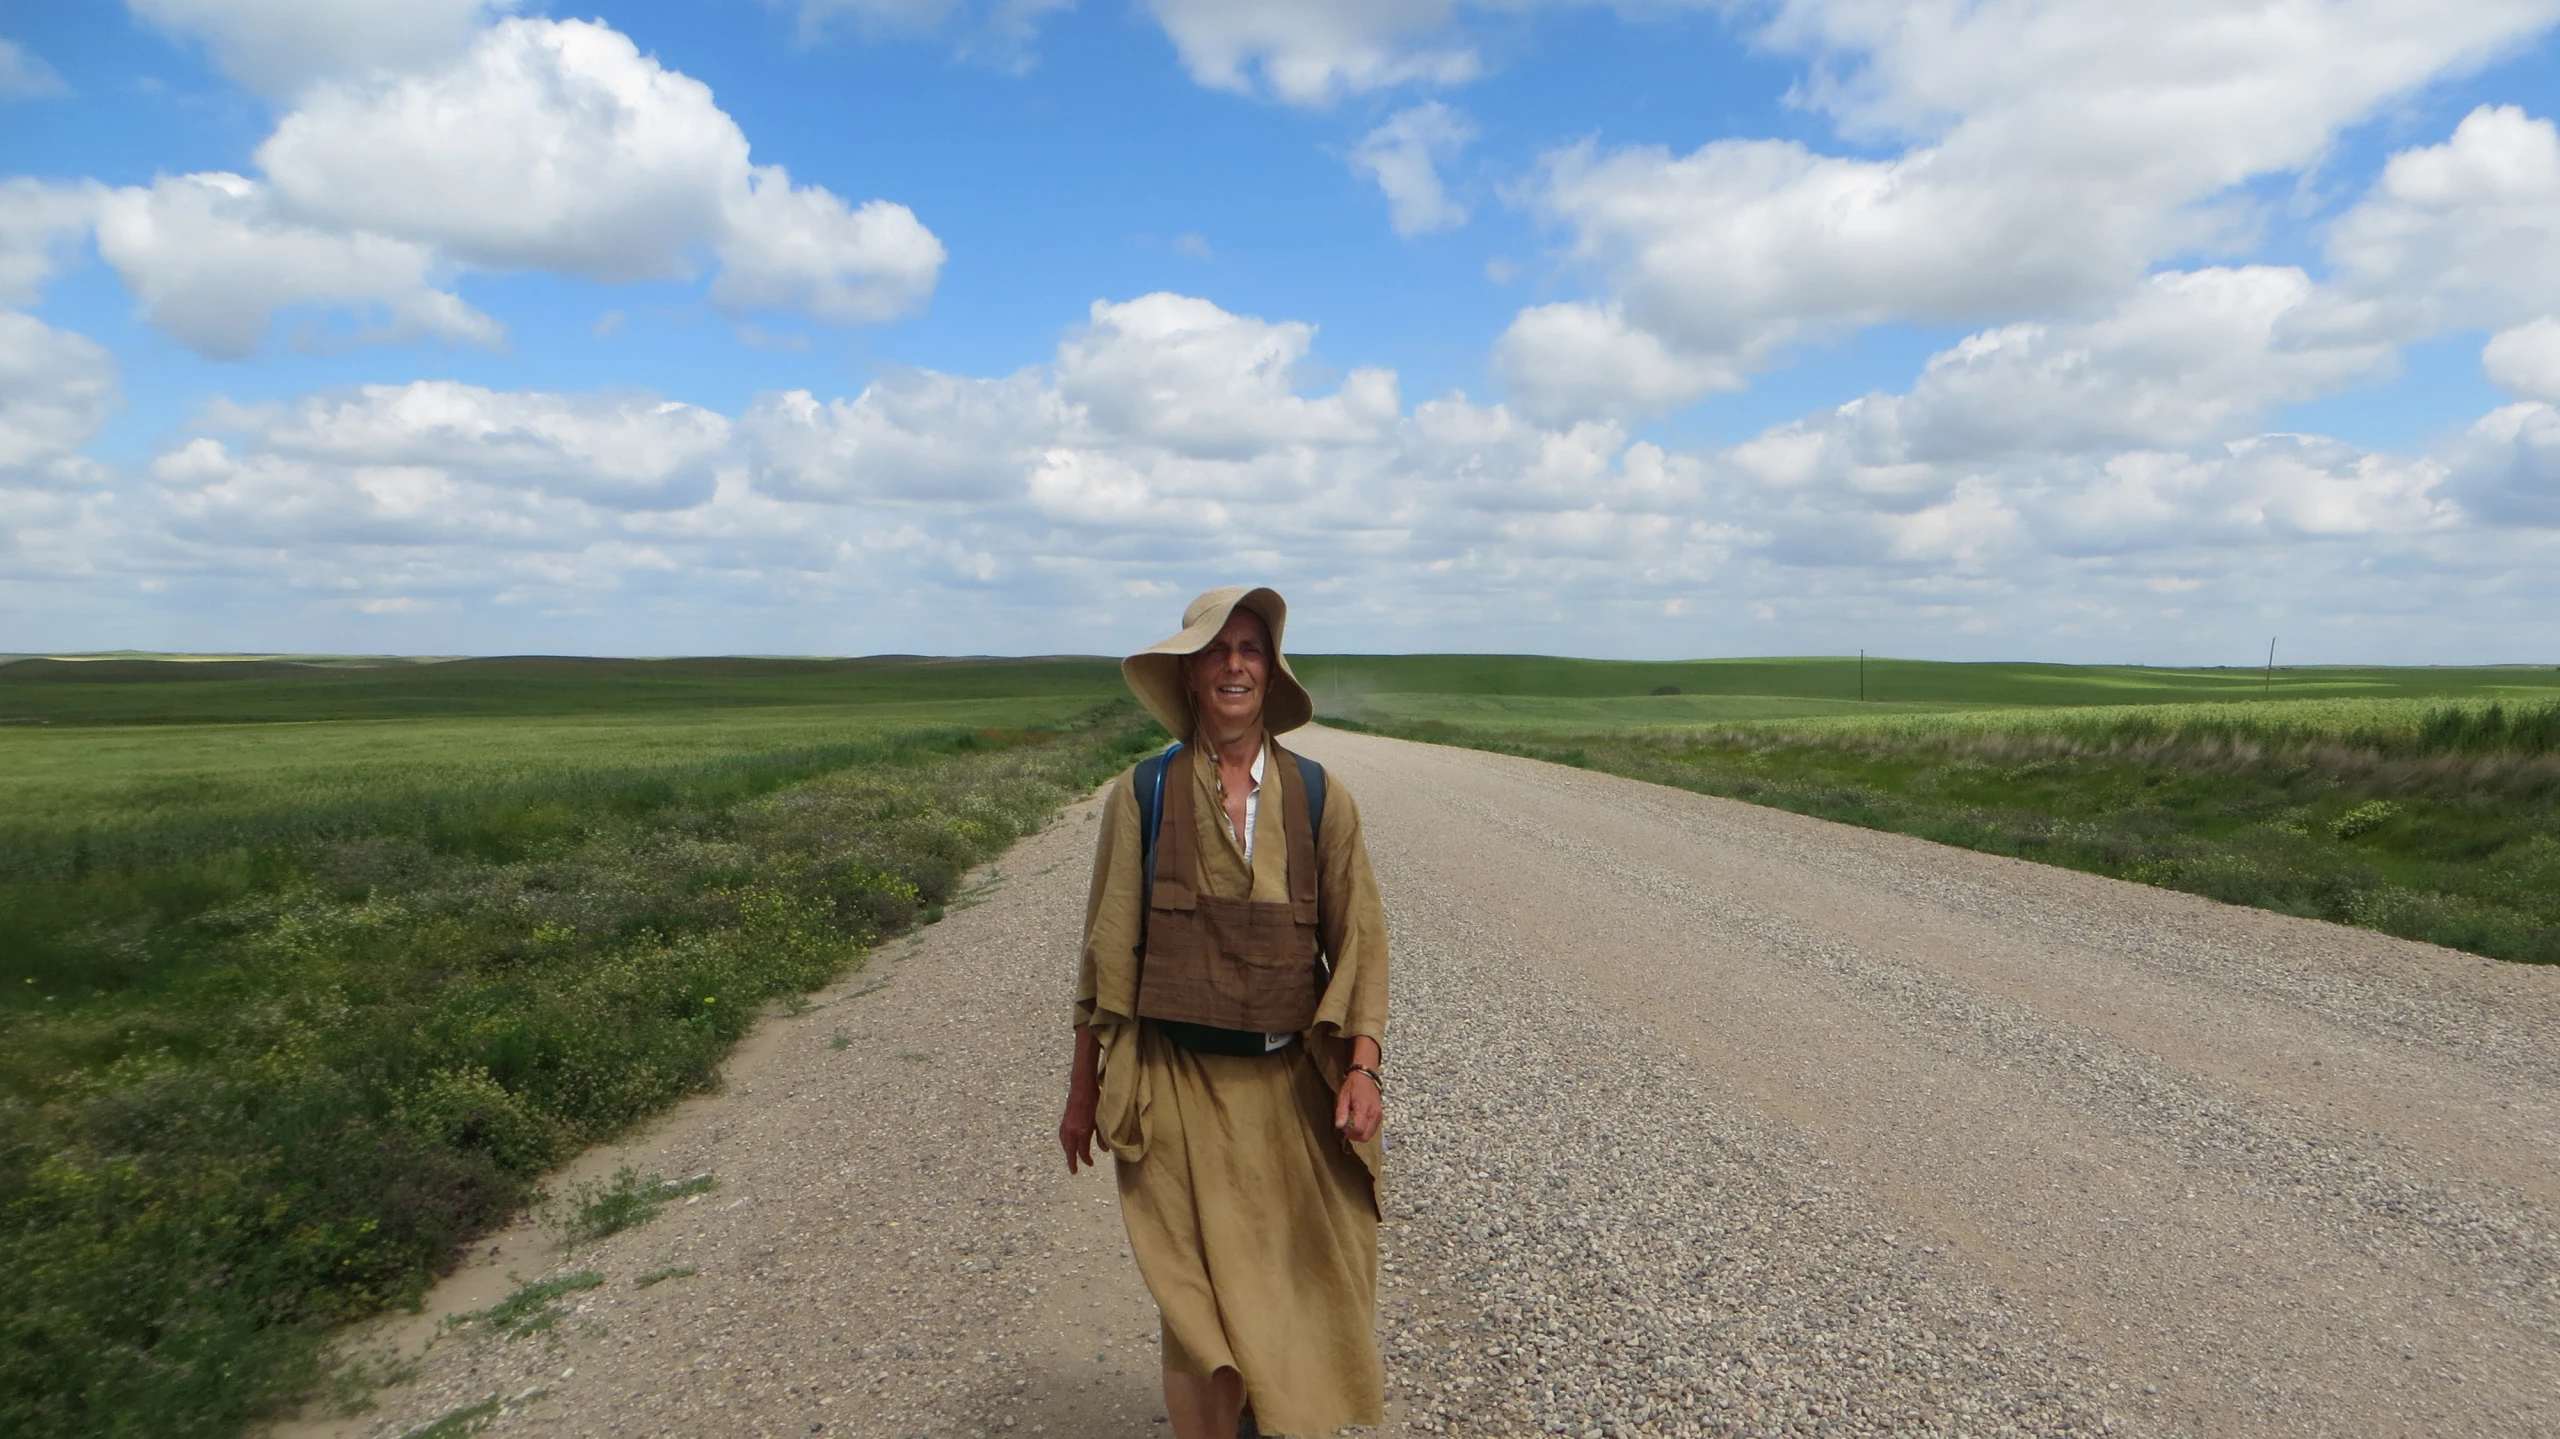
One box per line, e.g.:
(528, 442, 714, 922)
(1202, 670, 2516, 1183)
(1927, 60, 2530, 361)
(1059, 586, 1389, 1438)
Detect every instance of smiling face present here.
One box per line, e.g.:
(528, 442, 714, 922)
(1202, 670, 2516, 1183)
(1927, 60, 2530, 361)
(1184, 606, 1272, 743)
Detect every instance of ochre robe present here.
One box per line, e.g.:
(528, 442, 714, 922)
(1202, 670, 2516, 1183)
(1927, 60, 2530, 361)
(1075, 736, 1390, 1436)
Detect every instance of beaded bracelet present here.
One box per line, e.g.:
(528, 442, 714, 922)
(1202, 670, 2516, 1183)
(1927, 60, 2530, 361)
(1345, 1063, 1384, 1094)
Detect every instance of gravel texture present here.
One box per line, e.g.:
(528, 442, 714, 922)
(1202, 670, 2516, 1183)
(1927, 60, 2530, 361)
(282, 727, 2560, 1439)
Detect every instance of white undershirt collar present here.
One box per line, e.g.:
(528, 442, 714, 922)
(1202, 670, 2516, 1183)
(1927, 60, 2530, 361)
(1239, 741, 1266, 863)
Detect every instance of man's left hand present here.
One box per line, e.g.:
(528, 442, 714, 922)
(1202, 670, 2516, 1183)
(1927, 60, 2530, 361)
(1334, 1068, 1381, 1144)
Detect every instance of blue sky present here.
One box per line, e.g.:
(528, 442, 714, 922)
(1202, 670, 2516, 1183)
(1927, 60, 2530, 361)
(6, 1, 2560, 662)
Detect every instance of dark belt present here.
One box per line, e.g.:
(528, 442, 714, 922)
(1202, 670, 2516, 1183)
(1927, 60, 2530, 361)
(1159, 1020, 1295, 1056)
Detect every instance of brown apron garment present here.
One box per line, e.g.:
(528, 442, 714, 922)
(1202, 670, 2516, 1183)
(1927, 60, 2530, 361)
(1135, 740, 1325, 1034)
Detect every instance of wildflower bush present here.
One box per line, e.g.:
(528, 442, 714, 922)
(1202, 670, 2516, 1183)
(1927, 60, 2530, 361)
(0, 708, 1158, 1439)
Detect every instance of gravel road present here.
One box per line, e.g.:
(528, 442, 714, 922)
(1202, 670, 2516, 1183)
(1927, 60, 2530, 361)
(291, 726, 2560, 1439)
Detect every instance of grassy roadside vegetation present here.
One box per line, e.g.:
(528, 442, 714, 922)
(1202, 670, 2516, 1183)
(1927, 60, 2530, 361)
(0, 656, 1150, 1439)
(1301, 657, 2560, 967)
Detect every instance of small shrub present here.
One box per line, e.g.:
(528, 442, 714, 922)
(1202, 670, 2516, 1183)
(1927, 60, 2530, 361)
(2330, 800, 2400, 841)
(631, 1265, 697, 1289)
(393, 1066, 563, 1175)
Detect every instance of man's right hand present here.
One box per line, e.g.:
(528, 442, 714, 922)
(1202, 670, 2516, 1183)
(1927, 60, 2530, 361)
(1059, 1090, 1099, 1174)
(1061, 1024, 1103, 1174)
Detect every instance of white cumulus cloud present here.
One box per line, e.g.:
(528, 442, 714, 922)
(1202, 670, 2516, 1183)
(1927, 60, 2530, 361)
(1349, 101, 1475, 236)
(153, 381, 736, 559)
(2442, 401, 2560, 526)
(0, 312, 123, 591)
(744, 372, 1066, 506)
(128, 0, 510, 96)
(29, 284, 2560, 658)
(260, 19, 942, 311)
(1056, 293, 1401, 456)
(1494, 301, 1744, 422)
(712, 168, 946, 325)
(1691, 265, 2452, 580)
(1143, 0, 1479, 106)
(0, 179, 102, 305)
(1503, 0, 2560, 417)
(1841, 267, 2397, 462)
(223, 381, 734, 510)
(92, 173, 502, 360)
(0, 312, 120, 484)
(2326, 104, 2560, 337)
(77, 16, 942, 358)
(745, 293, 1416, 537)
(2484, 318, 2560, 404)
(259, 20, 750, 281)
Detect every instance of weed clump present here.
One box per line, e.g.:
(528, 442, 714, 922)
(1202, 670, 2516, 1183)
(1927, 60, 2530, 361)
(2329, 800, 2400, 841)
(400, 1397, 504, 1439)
(453, 1272, 604, 1339)
(556, 1167, 717, 1246)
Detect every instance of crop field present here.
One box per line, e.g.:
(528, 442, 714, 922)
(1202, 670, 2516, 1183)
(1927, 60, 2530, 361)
(1293, 653, 2560, 733)
(1311, 656, 2560, 971)
(0, 653, 1125, 724)
(0, 655, 1147, 1439)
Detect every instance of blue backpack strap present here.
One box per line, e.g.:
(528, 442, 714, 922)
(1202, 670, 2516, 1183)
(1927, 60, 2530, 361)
(1135, 742, 1182, 918)
(1286, 750, 1331, 976)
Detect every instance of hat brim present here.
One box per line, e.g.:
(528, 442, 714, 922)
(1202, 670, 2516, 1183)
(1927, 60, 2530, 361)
(1121, 586, 1316, 737)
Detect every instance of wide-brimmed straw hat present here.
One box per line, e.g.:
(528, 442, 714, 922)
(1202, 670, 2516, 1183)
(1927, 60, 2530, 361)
(1122, 585, 1315, 737)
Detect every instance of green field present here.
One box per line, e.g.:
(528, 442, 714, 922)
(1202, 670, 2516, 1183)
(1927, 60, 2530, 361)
(0, 653, 1124, 724)
(1307, 655, 2560, 971)
(12, 648, 2560, 1438)
(2, 657, 1130, 1009)
(1291, 653, 2560, 732)
(0, 656, 1148, 1439)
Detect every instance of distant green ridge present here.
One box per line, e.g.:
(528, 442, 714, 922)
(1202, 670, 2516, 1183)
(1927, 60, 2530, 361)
(1293, 654, 2560, 713)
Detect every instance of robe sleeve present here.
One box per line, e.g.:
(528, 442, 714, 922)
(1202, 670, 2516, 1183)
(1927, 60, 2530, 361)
(1312, 776, 1389, 1045)
(1306, 769, 1390, 1205)
(1075, 766, 1155, 1159)
(1075, 768, 1145, 1028)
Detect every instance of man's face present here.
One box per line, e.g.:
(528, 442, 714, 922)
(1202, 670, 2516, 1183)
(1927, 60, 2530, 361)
(1186, 608, 1271, 738)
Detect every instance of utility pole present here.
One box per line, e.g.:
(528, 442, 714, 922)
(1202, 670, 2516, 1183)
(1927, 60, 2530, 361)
(2265, 636, 2276, 698)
